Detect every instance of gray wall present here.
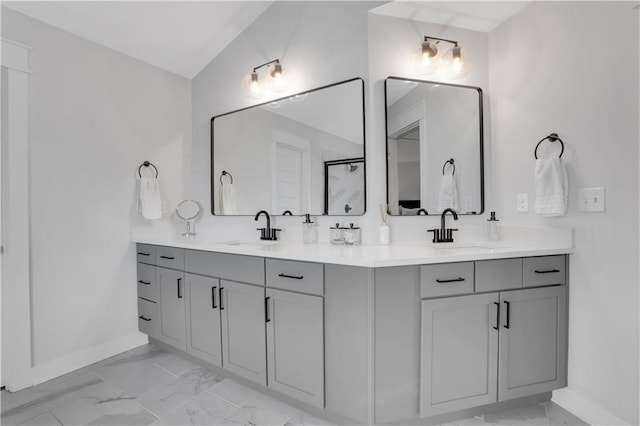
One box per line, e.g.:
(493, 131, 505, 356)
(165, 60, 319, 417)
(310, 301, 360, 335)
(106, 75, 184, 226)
(1, 8, 191, 366)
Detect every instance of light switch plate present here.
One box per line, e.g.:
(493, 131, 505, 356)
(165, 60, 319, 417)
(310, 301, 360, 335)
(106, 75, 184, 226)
(580, 187, 605, 212)
(517, 193, 529, 213)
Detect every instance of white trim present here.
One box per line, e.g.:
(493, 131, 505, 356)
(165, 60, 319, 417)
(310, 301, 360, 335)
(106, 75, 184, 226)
(30, 333, 148, 387)
(1, 38, 32, 50)
(1, 38, 31, 73)
(552, 387, 629, 426)
(387, 100, 426, 138)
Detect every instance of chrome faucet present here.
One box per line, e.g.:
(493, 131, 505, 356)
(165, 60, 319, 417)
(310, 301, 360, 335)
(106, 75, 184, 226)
(255, 210, 281, 241)
(428, 208, 459, 243)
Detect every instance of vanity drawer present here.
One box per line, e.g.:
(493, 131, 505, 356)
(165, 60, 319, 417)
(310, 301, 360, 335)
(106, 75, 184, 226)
(136, 244, 155, 264)
(421, 262, 474, 298)
(137, 298, 157, 336)
(266, 259, 323, 296)
(137, 263, 158, 302)
(156, 246, 185, 270)
(523, 255, 566, 287)
(185, 250, 264, 285)
(475, 258, 523, 292)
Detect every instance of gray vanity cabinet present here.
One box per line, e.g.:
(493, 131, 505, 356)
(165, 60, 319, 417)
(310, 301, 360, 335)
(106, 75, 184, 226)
(220, 279, 267, 386)
(420, 292, 500, 417)
(156, 267, 187, 351)
(185, 273, 222, 367)
(498, 285, 567, 400)
(266, 288, 324, 408)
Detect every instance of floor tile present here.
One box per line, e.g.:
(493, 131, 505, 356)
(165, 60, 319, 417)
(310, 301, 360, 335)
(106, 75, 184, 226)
(153, 354, 200, 377)
(133, 366, 225, 418)
(154, 392, 238, 425)
(543, 402, 588, 426)
(441, 415, 491, 426)
(206, 379, 258, 407)
(284, 410, 335, 426)
(225, 393, 298, 426)
(17, 411, 62, 426)
(484, 403, 549, 425)
(94, 359, 176, 397)
(1, 373, 104, 425)
(50, 380, 156, 426)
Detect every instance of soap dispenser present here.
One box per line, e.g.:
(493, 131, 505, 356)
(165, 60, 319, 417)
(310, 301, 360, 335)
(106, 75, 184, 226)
(487, 211, 500, 241)
(302, 214, 317, 244)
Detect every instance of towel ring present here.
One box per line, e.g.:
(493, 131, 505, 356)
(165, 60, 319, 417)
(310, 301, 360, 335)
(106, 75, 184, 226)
(442, 159, 455, 176)
(534, 133, 565, 159)
(138, 161, 158, 178)
(220, 170, 233, 184)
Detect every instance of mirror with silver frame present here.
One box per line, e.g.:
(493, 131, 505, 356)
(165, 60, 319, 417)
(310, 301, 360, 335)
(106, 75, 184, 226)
(176, 200, 201, 236)
(211, 78, 366, 216)
(385, 77, 484, 216)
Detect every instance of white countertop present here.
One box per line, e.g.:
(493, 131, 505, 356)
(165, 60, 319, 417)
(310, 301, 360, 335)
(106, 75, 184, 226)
(134, 227, 573, 267)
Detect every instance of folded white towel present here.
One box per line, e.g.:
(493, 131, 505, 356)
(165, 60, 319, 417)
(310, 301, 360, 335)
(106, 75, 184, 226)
(138, 176, 162, 220)
(219, 183, 238, 215)
(437, 174, 459, 212)
(534, 158, 568, 217)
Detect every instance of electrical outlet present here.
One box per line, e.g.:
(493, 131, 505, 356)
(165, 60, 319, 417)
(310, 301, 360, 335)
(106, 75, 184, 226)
(517, 193, 529, 213)
(579, 187, 605, 212)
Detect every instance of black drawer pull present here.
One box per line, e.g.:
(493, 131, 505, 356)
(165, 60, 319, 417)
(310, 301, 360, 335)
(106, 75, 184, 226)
(278, 273, 304, 280)
(493, 302, 500, 331)
(219, 287, 224, 310)
(177, 278, 183, 299)
(212, 286, 217, 309)
(534, 269, 560, 274)
(138, 315, 152, 322)
(265, 297, 271, 323)
(137, 252, 150, 256)
(138, 280, 151, 285)
(160, 255, 175, 260)
(503, 300, 511, 329)
(435, 277, 465, 283)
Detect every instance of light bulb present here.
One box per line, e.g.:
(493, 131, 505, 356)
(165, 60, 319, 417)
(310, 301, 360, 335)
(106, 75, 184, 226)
(268, 62, 288, 93)
(242, 71, 264, 99)
(412, 40, 441, 75)
(442, 46, 471, 80)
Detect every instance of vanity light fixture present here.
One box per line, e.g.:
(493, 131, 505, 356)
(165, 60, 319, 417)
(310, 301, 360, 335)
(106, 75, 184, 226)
(242, 59, 288, 100)
(412, 36, 471, 79)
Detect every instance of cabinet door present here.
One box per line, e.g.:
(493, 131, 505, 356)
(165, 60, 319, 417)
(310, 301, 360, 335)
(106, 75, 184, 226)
(157, 267, 186, 350)
(266, 288, 324, 408)
(420, 293, 499, 417)
(220, 280, 267, 385)
(186, 273, 222, 367)
(499, 286, 567, 401)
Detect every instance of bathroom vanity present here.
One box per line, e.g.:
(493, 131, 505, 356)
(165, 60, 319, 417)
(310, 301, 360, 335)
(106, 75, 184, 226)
(134, 238, 569, 425)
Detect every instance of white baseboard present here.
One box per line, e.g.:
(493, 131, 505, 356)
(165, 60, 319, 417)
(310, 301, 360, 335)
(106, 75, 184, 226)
(552, 388, 629, 426)
(28, 332, 148, 388)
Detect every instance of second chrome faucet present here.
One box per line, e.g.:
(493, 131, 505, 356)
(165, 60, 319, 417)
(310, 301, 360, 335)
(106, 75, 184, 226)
(255, 210, 281, 241)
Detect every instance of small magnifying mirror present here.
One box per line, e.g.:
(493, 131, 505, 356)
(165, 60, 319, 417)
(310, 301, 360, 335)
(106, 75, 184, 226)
(176, 200, 201, 237)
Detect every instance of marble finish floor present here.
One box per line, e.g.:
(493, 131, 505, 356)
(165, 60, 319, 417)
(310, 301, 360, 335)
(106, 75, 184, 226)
(1, 344, 587, 426)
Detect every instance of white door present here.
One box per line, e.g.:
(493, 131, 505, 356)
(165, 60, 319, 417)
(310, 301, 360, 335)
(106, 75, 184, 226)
(274, 144, 302, 214)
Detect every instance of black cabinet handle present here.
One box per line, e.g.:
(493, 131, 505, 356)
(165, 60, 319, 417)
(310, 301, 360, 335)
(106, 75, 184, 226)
(503, 300, 510, 329)
(534, 269, 560, 274)
(219, 287, 224, 310)
(138, 315, 152, 322)
(137, 252, 150, 256)
(160, 255, 175, 260)
(278, 273, 304, 280)
(265, 297, 271, 323)
(435, 277, 465, 283)
(493, 302, 500, 331)
(177, 278, 183, 299)
(138, 280, 151, 285)
(212, 286, 217, 309)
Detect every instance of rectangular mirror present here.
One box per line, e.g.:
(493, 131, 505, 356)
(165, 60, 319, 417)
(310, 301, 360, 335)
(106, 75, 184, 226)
(211, 78, 366, 216)
(385, 77, 484, 216)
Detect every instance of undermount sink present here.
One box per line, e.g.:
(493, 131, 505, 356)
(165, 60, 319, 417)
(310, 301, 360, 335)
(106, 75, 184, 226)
(220, 240, 279, 247)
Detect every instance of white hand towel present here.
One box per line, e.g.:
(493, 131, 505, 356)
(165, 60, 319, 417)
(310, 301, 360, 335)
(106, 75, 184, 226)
(437, 174, 460, 212)
(138, 176, 162, 220)
(220, 183, 238, 215)
(534, 158, 568, 217)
